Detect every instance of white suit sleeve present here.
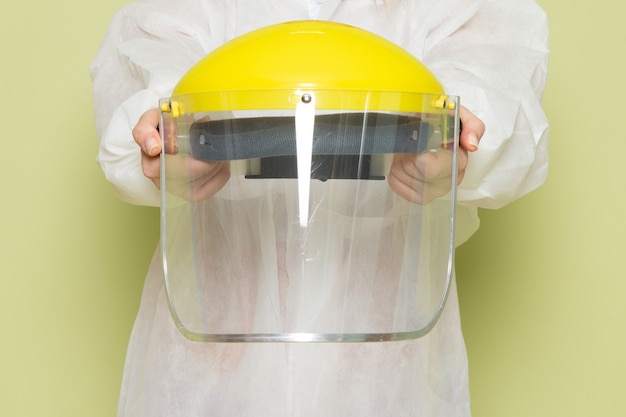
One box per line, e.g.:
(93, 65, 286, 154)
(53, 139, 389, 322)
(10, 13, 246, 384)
(90, 0, 222, 206)
(421, 0, 550, 209)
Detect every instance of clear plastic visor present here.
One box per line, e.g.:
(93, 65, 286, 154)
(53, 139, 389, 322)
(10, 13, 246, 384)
(159, 90, 459, 342)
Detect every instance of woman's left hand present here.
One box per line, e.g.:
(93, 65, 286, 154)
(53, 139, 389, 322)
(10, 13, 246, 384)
(387, 105, 485, 204)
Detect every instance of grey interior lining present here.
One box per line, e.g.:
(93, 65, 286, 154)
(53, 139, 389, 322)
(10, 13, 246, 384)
(188, 112, 434, 161)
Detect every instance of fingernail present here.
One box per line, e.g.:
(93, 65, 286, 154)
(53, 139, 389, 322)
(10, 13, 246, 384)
(145, 137, 159, 156)
(468, 133, 479, 151)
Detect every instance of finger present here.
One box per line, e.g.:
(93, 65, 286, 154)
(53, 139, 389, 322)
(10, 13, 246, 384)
(388, 169, 451, 204)
(398, 151, 454, 183)
(132, 108, 162, 157)
(456, 148, 468, 185)
(387, 153, 455, 204)
(458, 106, 485, 152)
(141, 151, 161, 186)
(189, 162, 231, 201)
(164, 158, 231, 201)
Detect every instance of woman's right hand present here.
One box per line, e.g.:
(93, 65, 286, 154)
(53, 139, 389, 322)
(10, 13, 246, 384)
(132, 108, 230, 201)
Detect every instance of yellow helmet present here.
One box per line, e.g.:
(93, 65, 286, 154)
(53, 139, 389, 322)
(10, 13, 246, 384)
(163, 20, 450, 115)
(159, 20, 460, 343)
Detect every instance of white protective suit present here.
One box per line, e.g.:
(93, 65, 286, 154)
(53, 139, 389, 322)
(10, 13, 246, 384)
(91, 1, 549, 416)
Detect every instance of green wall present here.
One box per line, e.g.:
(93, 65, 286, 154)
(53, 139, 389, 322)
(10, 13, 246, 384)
(0, 2, 158, 415)
(0, 0, 624, 416)
(456, 0, 626, 415)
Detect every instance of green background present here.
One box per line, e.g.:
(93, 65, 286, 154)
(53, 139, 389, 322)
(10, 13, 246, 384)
(1, 0, 624, 415)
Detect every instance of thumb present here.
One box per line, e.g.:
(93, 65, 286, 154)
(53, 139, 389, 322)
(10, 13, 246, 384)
(133, 108, 162, 156)
(458, 106, 485, 152)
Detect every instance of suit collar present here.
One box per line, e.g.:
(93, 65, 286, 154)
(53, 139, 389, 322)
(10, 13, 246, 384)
(317, 0, 341, 19)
